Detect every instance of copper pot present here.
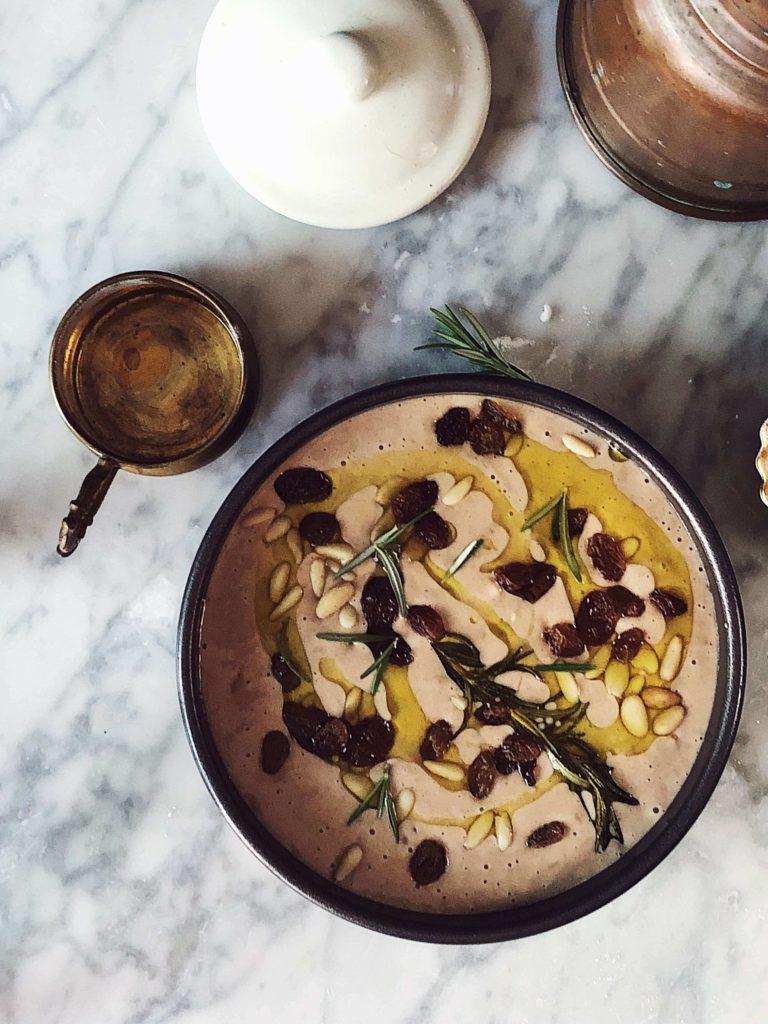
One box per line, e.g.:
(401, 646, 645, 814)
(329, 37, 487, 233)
(558, 0, 768, 220)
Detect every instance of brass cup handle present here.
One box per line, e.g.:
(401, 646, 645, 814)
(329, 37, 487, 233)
(57, 458, 119, 558)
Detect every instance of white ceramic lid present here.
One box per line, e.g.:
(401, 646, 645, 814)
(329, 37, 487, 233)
(196, 0, 491, 229)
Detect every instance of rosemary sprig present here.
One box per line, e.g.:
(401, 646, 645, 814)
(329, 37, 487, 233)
(430, 632, 632, 851)
(415, 305, 534, 382)
(360, 640, 395, 695)
(316, 632, 392, 644)
(347, 764, 399, 842)
(521, 490, 582, 582)
(332, 511, 428, 578)
(444, 538, 484, 579)
(376, 545, 407, 618)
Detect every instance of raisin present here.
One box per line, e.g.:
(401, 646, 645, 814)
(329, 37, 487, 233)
(605, 586, 645, 618)
(527, 821, 569, 848)
(415, 511, 455, 550)
(476, 703, 511, 726)
(282, 702, 329, 753)
(480, 398, 521, 433)
(575, 590, 621, 646)
(361, 575, 398, 628)
(313, 718, 350, 760)
(346, 717, 395, 767)
(542, 622, 585, 658)
(494, 742, 517, 775)
(270, 652, 300, 693)
(260, 731, 290, 774)
(468, 416, 506, 456)
(435, 407, 471, 446)
(503, 733, 543, 763)
(407, 605, 446, 641)
(494, 562, 557, 603)
(613, 627, 645, 663)
(391, 480, 438, 524)
(298, 511, 339, 545)
(587, 532, 626, 582)
(419, 720, 454, 760)
(519, 761, 538, 787)
(274, 467, 332, 505)
(552, 507, 588, 541)
(468, 750, 497, 799)
(650, 588, 688, 620)
(409, 839, 448, 887)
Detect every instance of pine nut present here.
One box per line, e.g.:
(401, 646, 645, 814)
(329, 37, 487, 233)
(242, 506, 275, 528)
(652, 705, 687, 736)
(341, 772, 372, 801)
(264, 515, 291, 543)
(316, 583, 355, 620)
(632, 646, 660, 675)
(268, 561, 291, 604)
(585, 645, 611, 679)
(562, 433, 596, 459)
(620, 536, 640, 559)
(464, 810, 494, 850)
(339, 605, 358, 630)
(376, 477, 407, 505)
(626, 674, 646, 695)
(333, 844, 363, 882)
(620, 694, 649, 737)
(286, 528, 303, 565)
(642, 686, 682, 709)
(395, 788, 415, 823)
(529, 539, 547, 562)
(504, 434, 524, 458)
(269, 584, 303, 621)
(310, 559, 326, 598)
(660, 635, 684, 682)
(559, 671, 579, 704)
(494, 811, 513, 851)
(343, 688, 363, 721)
(604, 660, 630, 698)
(451, 694, 469, 711)
(423, 760, 465, 784)
(443, 476, 473, 507)
(315, 542, 355, 564)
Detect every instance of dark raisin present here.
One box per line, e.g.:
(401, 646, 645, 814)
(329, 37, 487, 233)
(575, 590, 621, 646)
(345, 717, 395, 767)
(494, 562, 557, 603)
(298, 511, 339, 545)
(361, 575, 398, 628)
(613, 627, 645, 663)
(650, 588, 689, 620)
(281, 702, 329, 753)
(552, 507, 588, 541)
(519, 761, 538, 787)
(409, 839, 448, 887)
(468, 416, 506, 456)
(476, 703, 511, 726)
(527, 821, 569, 848)
(480, 398, 521, 433)
(415, 511, 455, 549)
(468, 750, 497, 799)
(389, 635, 413, 666)
(260, 731, 290, 774)
(605, 586, 645, 618)
(587, 532, 627, 582)
(274, 467, 332, 505)
(270, 652, 300, 693)
(419, 720, 453, 760)
(542, 622, 585, 658)
(503, 733, 543, 763)
(407, 605, 446, 641)
(435, 407, 471, 446)
(391, 480, 438, 524)
(494, 742, 517, 775)
(313, 718, 350, 760)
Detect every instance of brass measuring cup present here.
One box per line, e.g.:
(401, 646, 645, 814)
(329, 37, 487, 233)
(50, 271, 258, 557)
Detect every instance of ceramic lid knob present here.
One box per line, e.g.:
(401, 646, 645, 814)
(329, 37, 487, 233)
(303, 32, 378, 104)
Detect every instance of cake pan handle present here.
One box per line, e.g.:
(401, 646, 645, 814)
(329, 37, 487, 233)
(57, 457, 119, 557)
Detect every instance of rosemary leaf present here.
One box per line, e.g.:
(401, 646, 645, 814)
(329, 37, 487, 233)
(525, 661, 595, 674)
(445, 538, 484, 579)
(317, 632, 392, 644)
(522, 493, 562, 531)
(415, 305, 534, 382)
(558, 491, 582, 582)
(360, 641, 395, 694)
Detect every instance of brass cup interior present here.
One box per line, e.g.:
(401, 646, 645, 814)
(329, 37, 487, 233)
(50, 271, 258, 476)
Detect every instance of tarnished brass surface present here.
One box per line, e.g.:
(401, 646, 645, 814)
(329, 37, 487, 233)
(50, 271, 258, 555)
(558, 0, 768, 220)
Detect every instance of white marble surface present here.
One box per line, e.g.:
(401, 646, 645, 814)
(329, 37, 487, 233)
(2, 1, 768, 1022)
